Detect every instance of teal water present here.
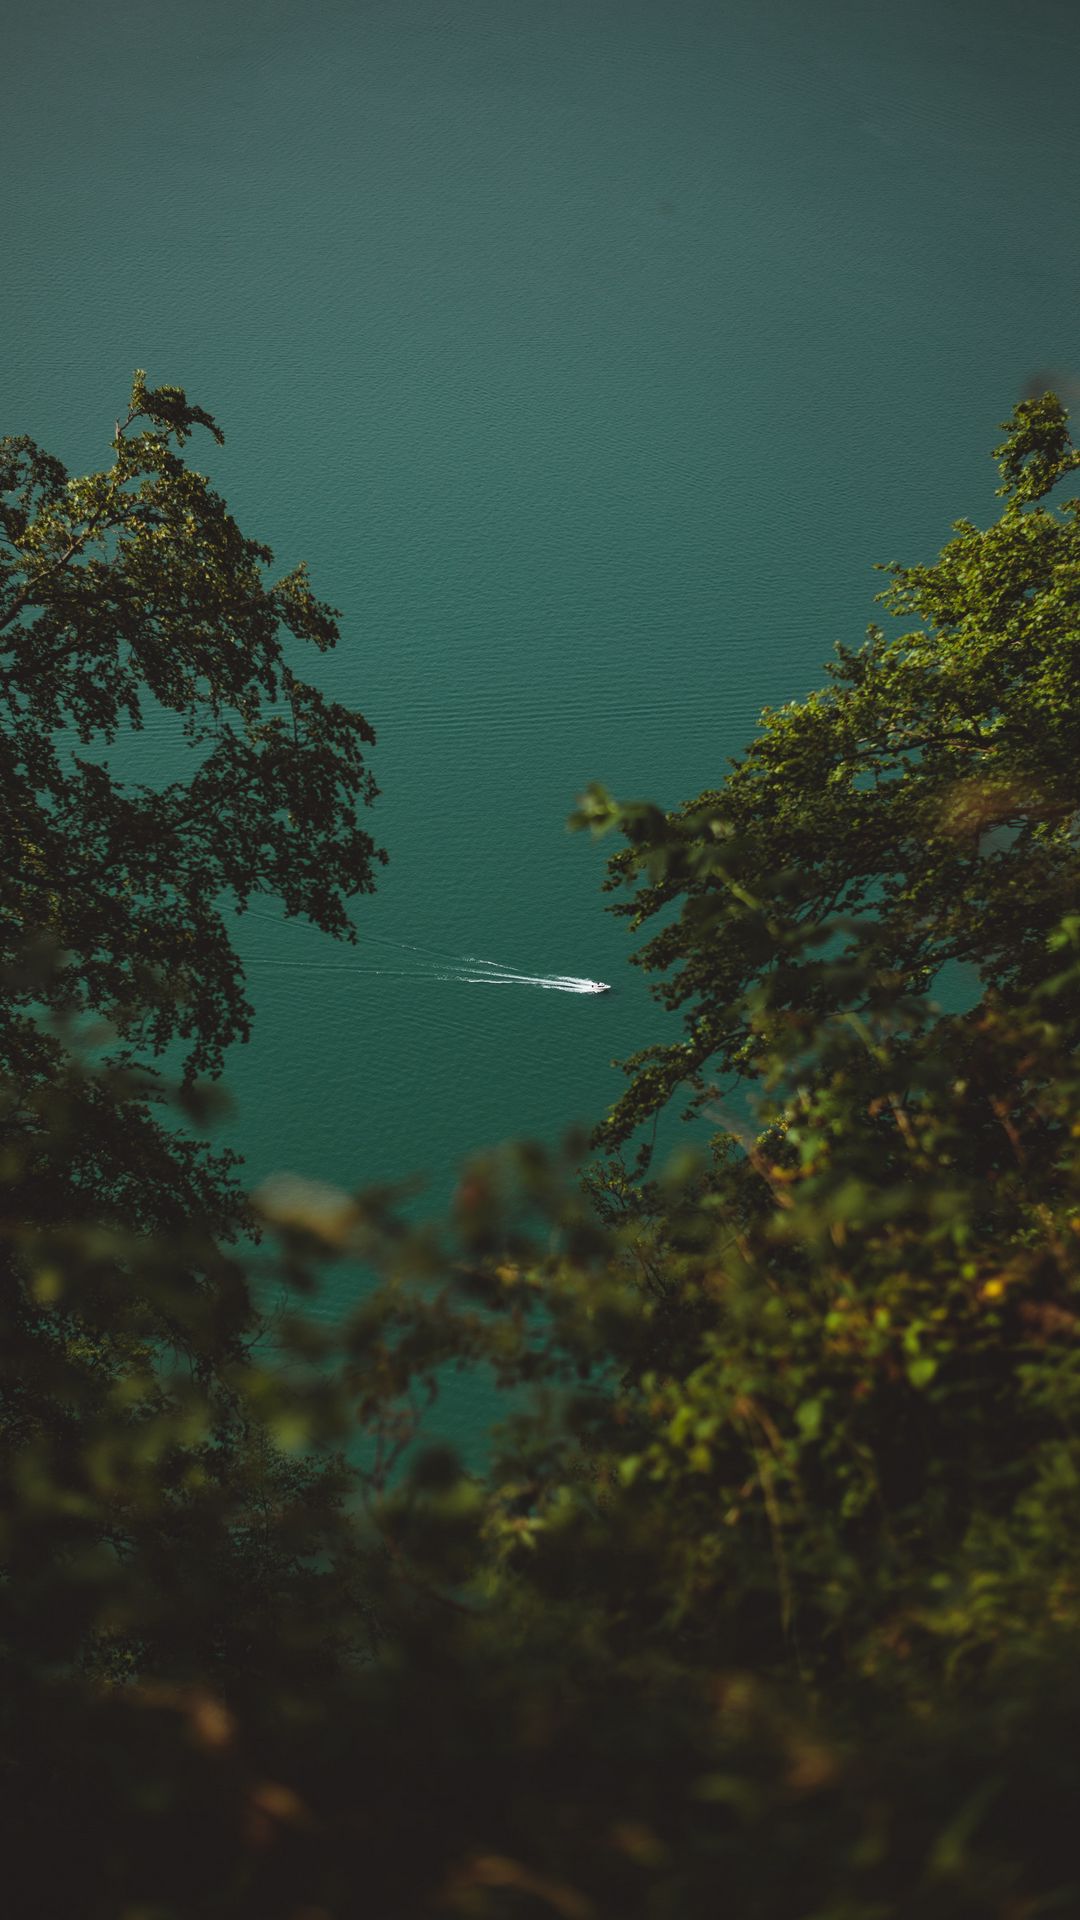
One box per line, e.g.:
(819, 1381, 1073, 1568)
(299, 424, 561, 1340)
(7, 0, 1080, 1468)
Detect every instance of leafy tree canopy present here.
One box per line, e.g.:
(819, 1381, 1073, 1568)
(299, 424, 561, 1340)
(2, 368, 385, 1087)
(0, 380, 406, 1884)
(576, 392, 1080, 1149)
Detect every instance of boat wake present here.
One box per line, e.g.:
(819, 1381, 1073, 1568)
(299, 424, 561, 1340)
(238, 909, 611, 995)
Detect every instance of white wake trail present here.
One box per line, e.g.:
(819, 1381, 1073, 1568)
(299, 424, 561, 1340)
(237, 908, 610, 994)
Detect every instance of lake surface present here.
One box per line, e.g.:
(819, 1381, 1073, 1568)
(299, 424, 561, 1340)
(7, 0, 1080, 1469)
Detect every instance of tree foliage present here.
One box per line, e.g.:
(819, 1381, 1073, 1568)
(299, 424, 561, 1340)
(575, 391, 1080, 1147)
(2, 368, 385, 1087)
(0, 379, 402, 1901)
(6, 388, 1080, 1918)
(0, 368, 391, 1384)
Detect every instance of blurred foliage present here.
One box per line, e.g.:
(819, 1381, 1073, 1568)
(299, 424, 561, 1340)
(6, 389, 1080, 1917)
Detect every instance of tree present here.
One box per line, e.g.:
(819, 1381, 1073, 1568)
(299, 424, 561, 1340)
(505, 395, 1080, 1706)
(2, 368, 385, 1086)
(0, 379, 401, 1879)
(1, 369, 388, 1355)
(575, 392, 1080, 1150)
